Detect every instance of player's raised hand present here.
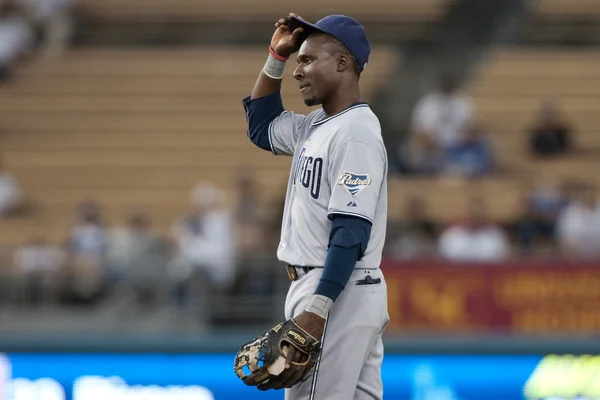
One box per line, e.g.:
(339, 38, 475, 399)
(271, 13, 304, 59)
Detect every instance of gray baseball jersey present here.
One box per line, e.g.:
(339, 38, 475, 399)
(269, 103, 388, 268)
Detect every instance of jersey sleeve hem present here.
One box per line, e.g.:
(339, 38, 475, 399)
(267, 116, 280, 156)
(327, 210, 373, 224)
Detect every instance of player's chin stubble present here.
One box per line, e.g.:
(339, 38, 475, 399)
(300, 87, 318, 106)
(302, 93, 318, 107)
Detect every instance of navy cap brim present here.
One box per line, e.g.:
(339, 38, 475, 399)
(288, 16, 326, 44)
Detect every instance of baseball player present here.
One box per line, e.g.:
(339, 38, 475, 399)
(234, 13, 389, 400)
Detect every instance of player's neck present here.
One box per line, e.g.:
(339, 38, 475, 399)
(322, 87, 361, 117)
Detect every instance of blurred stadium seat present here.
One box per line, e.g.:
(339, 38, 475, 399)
(527, 0, 600, 43)
(388, 177, 527, 222)
(534, 0, 600, 18)
(76, 0, 451, 22)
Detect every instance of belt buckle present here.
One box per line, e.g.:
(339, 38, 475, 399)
(286, 265, 298, 281)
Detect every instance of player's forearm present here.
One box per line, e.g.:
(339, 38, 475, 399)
(314, 244, 361, 298)
(251, 48, 287, 100)
(306, 215, 372, 317)
(251, 72, 283, 100)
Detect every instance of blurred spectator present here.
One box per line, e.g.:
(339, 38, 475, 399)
(556, 182, 600, 259)
(443, 123, 494, 178)
(264, 194, 285, 252)
(385, 195, 438, 260)
(234, 167, 267, 259)
(230, 168, 279, 299)
(511, 197, 536, 253)
(528, 101, 572, 157)
(411, 72, 474, 150)
(169, 183, 236, 304)
(67, 200, 106, 261)
(439, 196, 510, 261)
(0, 0, 34, 81)
(105, 208, 169, 307)
(398, 133, 445, 175)
(512, 182, 570, 252)
(65, 200, 107, 303)
(17, 0, 74, 56)
(0, 156, 21, 218)
(13, 235, 66, 304)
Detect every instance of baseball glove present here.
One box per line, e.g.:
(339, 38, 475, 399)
(234, 318, 322, 391)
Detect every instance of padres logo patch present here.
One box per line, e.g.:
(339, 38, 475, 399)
(338, 171, 371, 197)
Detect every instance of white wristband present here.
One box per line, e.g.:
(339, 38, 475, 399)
(305, 294, 333, 319)
(263, 49, 287, 79)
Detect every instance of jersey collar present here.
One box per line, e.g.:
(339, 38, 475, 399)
(312, 102, 370, 126)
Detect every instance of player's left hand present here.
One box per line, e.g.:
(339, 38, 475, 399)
(233, 313, 323, 391)
(282, 311, 325, 369)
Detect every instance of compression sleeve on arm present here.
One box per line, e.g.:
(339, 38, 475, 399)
(242, 92, 285, 152)
(314, 214, 372, 302)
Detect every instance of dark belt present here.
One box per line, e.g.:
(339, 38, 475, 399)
(286, 265, 316, 281)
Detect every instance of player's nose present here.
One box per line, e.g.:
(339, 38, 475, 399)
(293, 64, 304, 81)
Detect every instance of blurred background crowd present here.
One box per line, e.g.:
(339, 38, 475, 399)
(0, 0, 599, 344)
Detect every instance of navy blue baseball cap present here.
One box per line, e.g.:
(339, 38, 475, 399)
(289, 14, 371, 72)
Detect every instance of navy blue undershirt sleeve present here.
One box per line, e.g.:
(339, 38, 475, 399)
(242, 92, 285, 152)
(314, 214, 372, 302)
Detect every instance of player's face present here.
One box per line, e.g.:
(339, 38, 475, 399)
(294, 36, 339, 107)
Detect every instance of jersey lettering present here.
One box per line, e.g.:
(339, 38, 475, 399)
(310, 158, 323, 199)
(292, 147, 306, 185)
(294, 154, 323, 199)
(301, 157, 313, 188)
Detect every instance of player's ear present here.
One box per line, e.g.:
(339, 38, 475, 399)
(336, 55, 349, 73)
